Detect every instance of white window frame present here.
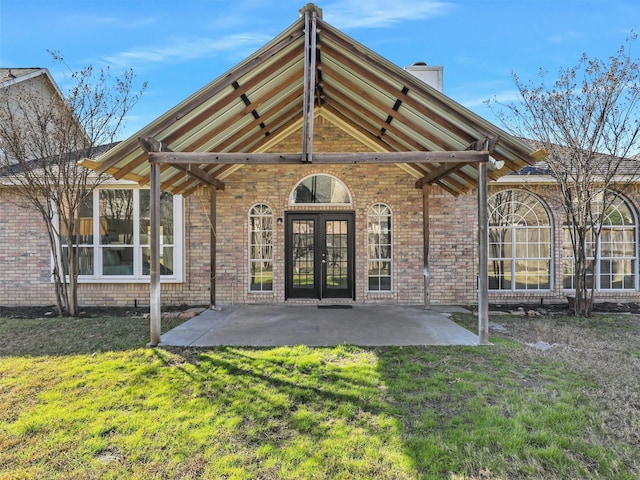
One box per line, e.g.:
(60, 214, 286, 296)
(563, 191, 638, 292)
(488, 189, 553, 292)
(289, 174, 352, 206)
(367, 203, 393, 293)
(248, 203, 274, 293)
(55, 186, 184, 283)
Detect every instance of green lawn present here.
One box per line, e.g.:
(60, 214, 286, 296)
(1, 313, 639, 479)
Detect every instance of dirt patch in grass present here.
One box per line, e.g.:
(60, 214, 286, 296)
(487, 301, 640, 315)
(483, 313, 640, 450)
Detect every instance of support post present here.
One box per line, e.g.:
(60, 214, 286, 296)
(149, 161, 161, 346)
(210, 186, 217, 307)
(301, 9, 310, 161)
(477, 161, 489, 344)
(422, 184, 431, 309)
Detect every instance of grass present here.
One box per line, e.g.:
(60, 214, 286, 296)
(1, 313, 639, 479)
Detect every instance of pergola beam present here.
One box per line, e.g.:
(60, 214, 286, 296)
(148, 150, 490, 165)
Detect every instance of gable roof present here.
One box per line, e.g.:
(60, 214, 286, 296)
(87, 4, 539, 197)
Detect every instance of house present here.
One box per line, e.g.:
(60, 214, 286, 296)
(1, 5, 638, 323)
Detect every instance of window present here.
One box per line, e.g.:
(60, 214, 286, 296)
(290, 174, 351, 205)
(368, 203, 392, 291)
(563, 192, 637, 290)
(249, 204, 274, 291)
(60, 188, 182, 282)
(488, 190, 552, 291)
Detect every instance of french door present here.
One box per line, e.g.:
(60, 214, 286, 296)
(285, 212, 355, 299)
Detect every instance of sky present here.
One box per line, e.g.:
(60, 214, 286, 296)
(1, 0, 639, 141)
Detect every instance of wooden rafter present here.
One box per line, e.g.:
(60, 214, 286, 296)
(205, 87, 304, 153)
(323, 104, 400, 151)
(181, 71, 305, 152)
(139, 137, 225, 190)
(322, 86, 437, 152)
(318, 64, 460, 151)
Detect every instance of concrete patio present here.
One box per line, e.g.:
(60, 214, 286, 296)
(159, 304, 479, 347)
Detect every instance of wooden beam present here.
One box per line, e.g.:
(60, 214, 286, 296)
(94, 27, 305, 175)
(181, 73, 304, 152)
(139, 136, 226, 190)
(172, 164, 225, 191)
(204, 87, 304, 153)
(210, 186, 217, 307)
(148, 150, 490, 165)
(422, 184, 431, 309)
(416, 162, 466, 188)
(319, 63, 460, 151)
(323, 98, 405, 150)
(322, 87, 429, 151)
(148, 161, 161, 347)
(477, 161, 489, 345)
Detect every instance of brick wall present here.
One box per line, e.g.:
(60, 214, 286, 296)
(2, 117, 640, 307)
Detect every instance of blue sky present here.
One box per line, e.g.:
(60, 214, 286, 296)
(1, 0, 639, 140)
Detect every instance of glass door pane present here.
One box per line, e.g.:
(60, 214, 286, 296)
(325, 220, 348, 290)
(292, 219, 315, 290)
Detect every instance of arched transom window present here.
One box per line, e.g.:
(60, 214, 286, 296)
(290, 174, 351, 205)
(563, 191, 638, 290)
(249, 204, 273, 292)
(488, 189, 553, 291)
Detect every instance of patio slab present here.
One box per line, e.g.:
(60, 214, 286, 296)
(159, 304, 478, 347)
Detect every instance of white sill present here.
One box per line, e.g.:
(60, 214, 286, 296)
(73, 276, 183, 284)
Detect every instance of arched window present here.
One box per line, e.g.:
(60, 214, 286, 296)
(290, 174, 351, 205)
(488, 190, 553, 291)
(563, 192, 637, 290)
(249, 204, 273, 292)
(368, 203, 392, 291)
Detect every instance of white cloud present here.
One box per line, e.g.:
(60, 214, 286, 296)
(102, 33, 272, 69)
(323, 0, 453, 29)
(548, 31, 583, 44)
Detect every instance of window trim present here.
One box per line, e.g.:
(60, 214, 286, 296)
(367, 202, 393, 293)
(488, 189, 554, 292)
(562, 191, 638, 292)
(289, 173, 352, 206)
(55, 186, 184, 284)
(248, 203, 274, 293)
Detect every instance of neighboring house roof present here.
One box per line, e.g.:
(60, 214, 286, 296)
(0, 142, 119, 180)
(503, 138, 640, 181)
(84, 4, 539, 197)
(0, 67, 65, 99)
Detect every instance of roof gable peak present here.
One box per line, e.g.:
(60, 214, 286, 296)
(299, 3, 323, 19)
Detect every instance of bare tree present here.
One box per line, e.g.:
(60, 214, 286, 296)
(0, 55, 146, 316)
(493, 33, 640, 316)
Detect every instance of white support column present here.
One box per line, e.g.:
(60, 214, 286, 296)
(477, 161, 489, 345)
(149, 161, 161, 347)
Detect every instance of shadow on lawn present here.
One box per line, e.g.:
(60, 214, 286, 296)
(151, 345, 412, 477)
